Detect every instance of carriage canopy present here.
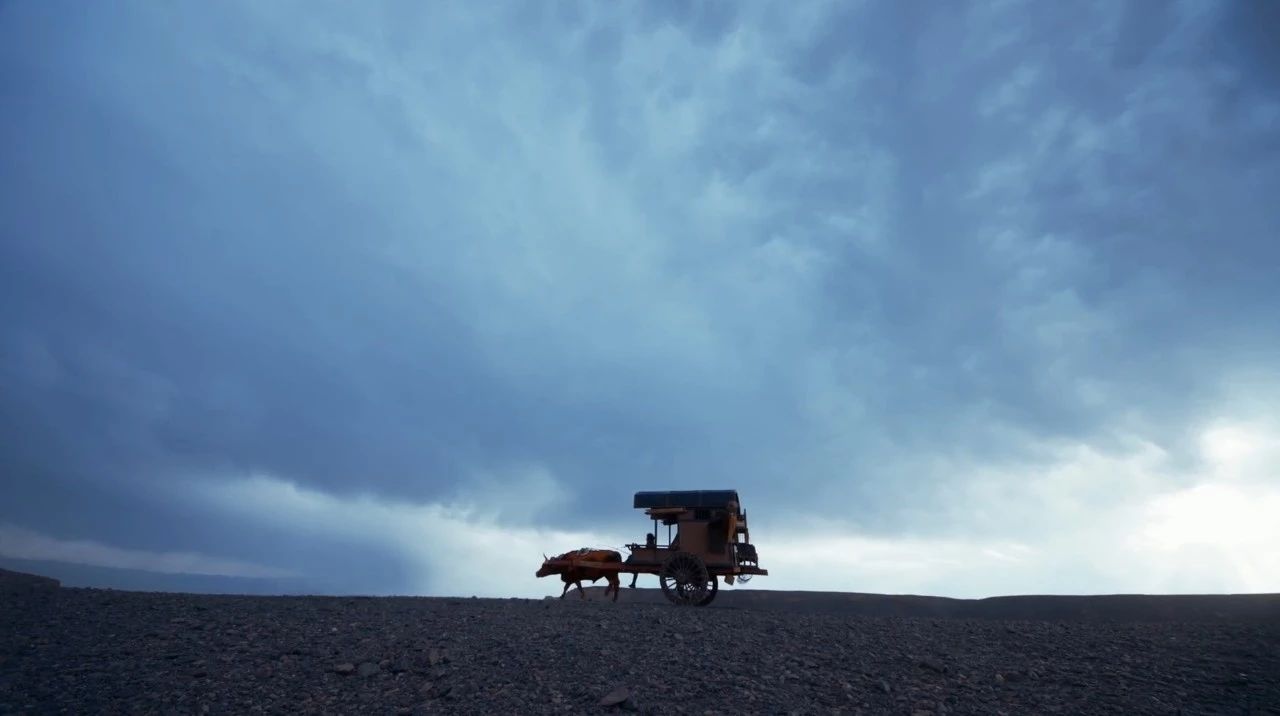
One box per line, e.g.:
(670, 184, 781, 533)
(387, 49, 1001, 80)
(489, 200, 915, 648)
(632, 490, 739, 510)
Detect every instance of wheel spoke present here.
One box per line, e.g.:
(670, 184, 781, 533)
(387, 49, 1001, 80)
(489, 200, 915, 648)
(660, 552, 710, 606)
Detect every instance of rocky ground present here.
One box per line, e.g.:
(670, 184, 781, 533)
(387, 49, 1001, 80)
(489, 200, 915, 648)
(2, 582, 1278, 715)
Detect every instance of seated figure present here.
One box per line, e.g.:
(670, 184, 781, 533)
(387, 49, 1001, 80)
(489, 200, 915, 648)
(632, 532, 660, 589)
(629, 533, 658, 588)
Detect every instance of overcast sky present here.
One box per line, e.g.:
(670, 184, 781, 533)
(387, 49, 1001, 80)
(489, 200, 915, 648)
(2, 0, 1278, 598)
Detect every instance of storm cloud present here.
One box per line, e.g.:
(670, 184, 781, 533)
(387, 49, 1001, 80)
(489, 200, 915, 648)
(2, 0, 1277, 597)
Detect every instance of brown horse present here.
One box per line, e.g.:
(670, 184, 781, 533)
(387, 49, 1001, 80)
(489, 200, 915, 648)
(536, 549, 623, 601)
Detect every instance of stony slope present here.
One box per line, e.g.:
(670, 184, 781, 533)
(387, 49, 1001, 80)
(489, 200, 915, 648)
(3, 584, 1278, 715)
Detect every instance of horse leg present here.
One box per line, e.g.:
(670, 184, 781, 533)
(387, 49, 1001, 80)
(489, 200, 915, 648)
(608, 575, 620, 602)
(559, 581, 571, 599)
(575, 579, 587, 599)
(628, 572, 638, 588)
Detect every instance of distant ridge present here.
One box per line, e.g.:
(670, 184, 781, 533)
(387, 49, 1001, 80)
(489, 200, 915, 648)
(570, 586, 1280, 622)
(5, 560, 1276, 623)
(0, 558, 311, 596)
(0, 566, 60, 595)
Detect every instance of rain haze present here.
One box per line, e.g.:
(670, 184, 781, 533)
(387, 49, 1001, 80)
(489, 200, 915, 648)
(2, 1, 1278, 599)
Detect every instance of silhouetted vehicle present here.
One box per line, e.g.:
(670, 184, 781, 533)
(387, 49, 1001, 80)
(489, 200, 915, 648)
(537, 490, 767, 606)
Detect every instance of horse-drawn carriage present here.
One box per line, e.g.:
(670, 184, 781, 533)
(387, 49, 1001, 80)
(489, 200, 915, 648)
(536, 489, 768, 606)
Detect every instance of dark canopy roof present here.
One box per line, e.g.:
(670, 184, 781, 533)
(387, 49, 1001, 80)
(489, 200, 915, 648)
(633, 490, 739, 510)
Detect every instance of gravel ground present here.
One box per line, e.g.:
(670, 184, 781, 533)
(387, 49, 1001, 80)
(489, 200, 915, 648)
(2, 588, 1278, 715)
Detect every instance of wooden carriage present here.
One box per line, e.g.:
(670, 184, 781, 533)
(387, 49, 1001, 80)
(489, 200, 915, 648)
(543, 490, 768, 606)
(625, 489, 768, 605)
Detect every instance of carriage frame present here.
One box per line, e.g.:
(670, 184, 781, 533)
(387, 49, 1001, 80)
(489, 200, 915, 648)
(542, 489, 768, 606)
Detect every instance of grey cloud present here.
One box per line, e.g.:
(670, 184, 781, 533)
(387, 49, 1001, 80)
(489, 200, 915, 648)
(2, 1, 1277, 591)
(1210, 1, 1280, 97)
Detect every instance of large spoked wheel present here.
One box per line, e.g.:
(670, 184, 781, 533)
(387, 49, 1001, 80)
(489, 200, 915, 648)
(697, 575, 719, 607)
(660, 552, 709, 606)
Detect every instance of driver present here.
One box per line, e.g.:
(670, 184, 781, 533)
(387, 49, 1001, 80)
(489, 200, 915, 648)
(628, 533, 657, 588)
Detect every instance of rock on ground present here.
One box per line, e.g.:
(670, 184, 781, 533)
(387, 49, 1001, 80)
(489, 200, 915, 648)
(1, 588, 1277, 714)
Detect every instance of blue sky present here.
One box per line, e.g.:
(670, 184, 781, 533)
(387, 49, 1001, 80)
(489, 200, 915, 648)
(2, 0, 1278, 597)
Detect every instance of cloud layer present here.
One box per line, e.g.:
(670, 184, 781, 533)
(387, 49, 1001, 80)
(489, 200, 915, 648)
(2, 0, 1277, 596)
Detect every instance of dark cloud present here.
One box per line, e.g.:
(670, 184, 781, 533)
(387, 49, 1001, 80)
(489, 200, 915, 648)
(1, 1, 1276, 592)
(1212, 0, 1280, 97)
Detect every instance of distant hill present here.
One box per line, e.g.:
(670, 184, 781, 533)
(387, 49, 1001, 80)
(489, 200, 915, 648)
(0, 558, 314, 596)
(0, 566, 60, 594)
(570, 586, 1280, 622)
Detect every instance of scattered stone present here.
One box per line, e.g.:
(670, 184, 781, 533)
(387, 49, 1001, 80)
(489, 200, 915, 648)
(333, 663, 356, 675)
(357, 661, 379, 677)
(919, 658, 947, 674)
(429, 684, 452, 699)
(599, 685, 631, 707)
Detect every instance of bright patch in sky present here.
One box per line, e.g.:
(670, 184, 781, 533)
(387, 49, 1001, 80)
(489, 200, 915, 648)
(1201, 424, 1270, 471)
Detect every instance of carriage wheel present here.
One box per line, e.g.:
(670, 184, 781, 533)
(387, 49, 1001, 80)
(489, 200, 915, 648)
(659, 552, 709, 606)
(697, 575, 719, 607)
